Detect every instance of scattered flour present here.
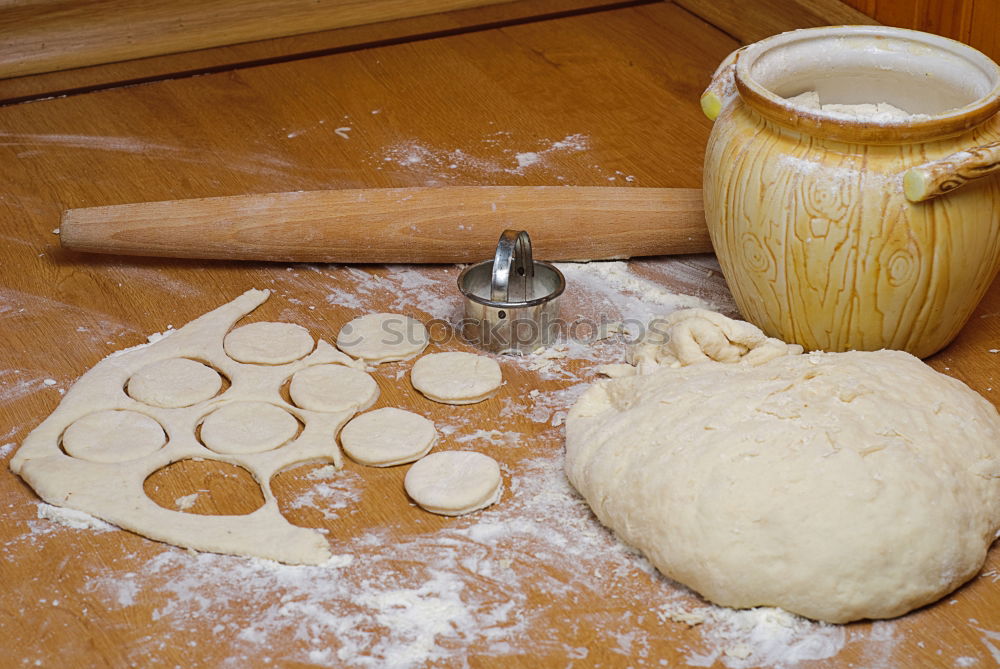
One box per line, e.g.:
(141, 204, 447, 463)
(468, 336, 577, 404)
(0, 370, 65, 403)
(501, 384, 589, 428)
(285, 468, 364, 521)
(453, 430, 523, 449)
(382, 265, 462, 321)
(498, 260, 718, 382)
(104, 573, 141, 607)
(325, 287, 365, 310)
(555, 260, 708, 323)
(665, 604, 847, 668)
(515, 152, 541, 168)
(306, 464, 340, 480)
(375, 133, 591, 183)
(37, 502, 116, 532)
(2, 255, 925, 667)
(174, 493, 200, 511)
(978, 627, 1000, 664)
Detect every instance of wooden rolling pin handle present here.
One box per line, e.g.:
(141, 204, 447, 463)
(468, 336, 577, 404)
(60, 186, 710, 263)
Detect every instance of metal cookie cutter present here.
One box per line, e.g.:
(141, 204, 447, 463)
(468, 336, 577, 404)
(457, 230, 565, 354)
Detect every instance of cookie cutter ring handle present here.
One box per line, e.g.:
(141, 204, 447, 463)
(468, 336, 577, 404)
(491, 229, 535, 303)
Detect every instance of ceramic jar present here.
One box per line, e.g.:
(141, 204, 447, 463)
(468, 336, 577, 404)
(702, 26, 1000, 357)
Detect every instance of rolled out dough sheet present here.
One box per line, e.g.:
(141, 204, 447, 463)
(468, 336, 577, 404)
(11, 289, 365, 565)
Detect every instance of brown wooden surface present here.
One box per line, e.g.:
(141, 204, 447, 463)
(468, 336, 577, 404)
(0, 0, 616, 104)
(2, 1, 1000, 667)
(0, 0, 520, 79)
(674, 0, 876, 44)
(844, 0, 1000, 64)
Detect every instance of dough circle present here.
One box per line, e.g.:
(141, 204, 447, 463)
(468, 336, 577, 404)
(289, 364, 379, 413)
(404, 451, 502, 516)
(336, 313, 428, 364)
(410, 352, 502, 405)
(565, 349, 1000, 623)
(339, 407, 436, 467)
(224, 322, 314, 364)
(62, 410, 166, 463)
(200, 401, 299, 454)
(128, 358, 222, 408)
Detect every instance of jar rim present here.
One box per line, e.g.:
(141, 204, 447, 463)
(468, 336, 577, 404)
(734, 25, 1000, 144)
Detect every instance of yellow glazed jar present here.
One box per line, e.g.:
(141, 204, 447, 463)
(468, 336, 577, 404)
(702, 26, 1000, 358)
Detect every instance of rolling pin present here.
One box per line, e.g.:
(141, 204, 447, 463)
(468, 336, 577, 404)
(59, 186, 709, 263)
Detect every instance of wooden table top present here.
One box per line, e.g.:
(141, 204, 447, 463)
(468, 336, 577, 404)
(3, 1, 999, 667)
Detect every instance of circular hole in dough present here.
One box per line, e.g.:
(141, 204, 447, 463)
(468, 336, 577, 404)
(127, 358, 223, 408)
(289, 364, 380, 413)
(200, 401, 300, 454)
(224, 321, 315, 365)
(336, 313, 428, 364)
(404, 451, 502, 516)
(62, 409, 166, 463)
(410, 351, 502, 405)
(339, 407, 437, 467)
(145, 458, 265, 515)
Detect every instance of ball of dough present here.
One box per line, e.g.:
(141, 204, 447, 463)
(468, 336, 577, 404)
(128, 358, 222, 408)
(339, 407, 436, 467)
(404, 451, 502, 516)
(566, 350, 1000, 623)
(63, 410, 166, 463)
(224, 322, 314, 364)
(336, 313, 428, 364)
(289, 364, 379, 413)
(200, 401, 299, 454)
(411, 352, 502, 405)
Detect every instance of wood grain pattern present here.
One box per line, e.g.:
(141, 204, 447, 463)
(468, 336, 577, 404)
(0, 0, 621, 104)
(842, 0, 999, 63)
(60, 186, 710, 262)
(674, 0, 876, 45)
(0, 0, 519, 78)
(969, 0, 1000, 71)
(2, 1, 1000, 667)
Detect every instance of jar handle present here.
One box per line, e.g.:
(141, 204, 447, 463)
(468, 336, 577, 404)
(700, 48, 743, 122)
(903, 140, 1000, 202)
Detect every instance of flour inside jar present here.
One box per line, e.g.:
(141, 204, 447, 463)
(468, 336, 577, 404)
(785, 90, 932, 121)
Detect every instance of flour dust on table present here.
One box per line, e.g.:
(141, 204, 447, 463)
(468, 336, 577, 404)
(8, 259, 942, 666)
